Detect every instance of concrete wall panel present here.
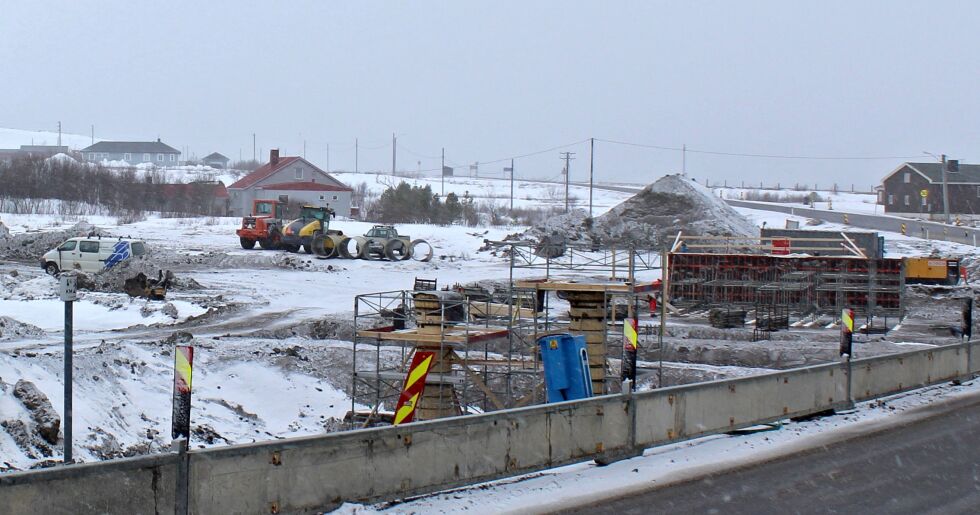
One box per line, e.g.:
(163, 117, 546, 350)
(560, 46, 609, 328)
(0, 454, 177, 515)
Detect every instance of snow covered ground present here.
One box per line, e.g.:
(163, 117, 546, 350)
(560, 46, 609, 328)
(333, 171, 633, 215)
(0, 127, 97, 150)
(714, 186, 881, 214)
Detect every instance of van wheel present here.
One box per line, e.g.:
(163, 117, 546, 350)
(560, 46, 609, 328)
(44, 262, 60, 276)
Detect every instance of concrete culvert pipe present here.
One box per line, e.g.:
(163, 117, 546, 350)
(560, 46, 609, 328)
(338, 237, 356, 259)
(384, 239, 411, 261)
(310, 233, 337, 259)
(410, 239, 433, 262)
(352, 236, 372, 259)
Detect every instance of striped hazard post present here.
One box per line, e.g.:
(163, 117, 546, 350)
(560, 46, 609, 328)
(840, 308, 854, 358)
(621, 318, 639, 390)
(171, 345, 194, 439)
(393, 351, 436, 425)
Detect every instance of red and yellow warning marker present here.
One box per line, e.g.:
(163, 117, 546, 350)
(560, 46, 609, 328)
(393, 351, 435, 425)
(840, 308, 854, 357)
(171, 345, 194, 439)
(621, 318, 639, 389)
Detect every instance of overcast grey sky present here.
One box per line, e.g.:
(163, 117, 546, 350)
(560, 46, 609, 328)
(2, 1, 978, 188)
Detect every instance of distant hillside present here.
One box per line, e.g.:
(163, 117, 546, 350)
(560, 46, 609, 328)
(0, 127, 101, 150)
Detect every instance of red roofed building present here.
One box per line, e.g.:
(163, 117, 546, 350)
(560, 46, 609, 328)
(228, 149, 353, 217)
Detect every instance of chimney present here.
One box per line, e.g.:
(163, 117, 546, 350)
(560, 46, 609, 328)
(270, 148, 280, 166)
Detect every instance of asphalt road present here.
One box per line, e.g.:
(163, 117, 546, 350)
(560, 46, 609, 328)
(725, 199, 980, 247)
(565, 394, 980, 515)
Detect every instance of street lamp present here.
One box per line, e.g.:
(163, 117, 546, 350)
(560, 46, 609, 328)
(923, 151, 950, 224)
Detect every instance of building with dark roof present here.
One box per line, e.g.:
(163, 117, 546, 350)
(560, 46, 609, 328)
(81, 138, 180, 166)
(228, 149, 352, 217)
(202, 152, 230, 169)
(881, 162, 980, 218)
(0, 145, 71, 163)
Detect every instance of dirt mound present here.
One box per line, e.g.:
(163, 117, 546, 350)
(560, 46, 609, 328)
(594, 174, 757, 247)
(528, 174, 757, 249)
(0, 221, 96, 261)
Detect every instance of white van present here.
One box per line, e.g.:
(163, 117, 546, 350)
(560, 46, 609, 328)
(40, 237, 147, 275)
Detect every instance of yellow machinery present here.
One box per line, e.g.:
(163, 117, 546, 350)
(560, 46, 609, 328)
(904, 257, 961, 285)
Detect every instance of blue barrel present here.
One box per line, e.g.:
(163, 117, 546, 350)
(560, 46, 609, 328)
(538, 333, 593, 402)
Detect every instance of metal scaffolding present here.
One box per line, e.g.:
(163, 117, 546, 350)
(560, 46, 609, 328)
(350, 242, 664, 426)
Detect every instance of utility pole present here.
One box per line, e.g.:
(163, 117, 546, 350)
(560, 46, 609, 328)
(392, 133, 396, 177)
(942, 154, 950, 224)
(505, 159, 515, 212)
(441, 147, 445, 196)
(57, 121, 62, 147)
(303, 140, 307, 159)
(560, 151, 576, 213)
(355, 138, 359, 173)
(252, 133, 256, 161)
(682, 143, 687, 174)
(90, 125, 94, 145)
(589, 138, 595, 218)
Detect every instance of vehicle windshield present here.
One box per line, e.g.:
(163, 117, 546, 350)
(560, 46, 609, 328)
(255, 202, 273, 215)
(131, 242, 146, 256)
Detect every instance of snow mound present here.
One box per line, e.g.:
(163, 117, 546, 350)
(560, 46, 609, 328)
(45, 153, 76, 164)
(0, 221, 96, 261)
(0, 317, 46, 341)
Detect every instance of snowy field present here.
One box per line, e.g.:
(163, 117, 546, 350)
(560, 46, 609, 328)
(0, 127, 96, 150)
(713, 186, 881, 214)
(334, 171, 632, 215)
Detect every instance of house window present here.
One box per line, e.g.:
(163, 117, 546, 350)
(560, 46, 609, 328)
(170, 154, 175, 162)
(921, 196, 927, 207)
(332, 195, 338, 200)
(294, 167, 303, 179)
(124, 153, 131, 161)
(319, 195, 325, 200)
(888, 194, 894, 205)
(904, 172, 911, 183)
(904, 195, 910, 206)
(143, 153, 150, 162)
(157, 154, 164, 161)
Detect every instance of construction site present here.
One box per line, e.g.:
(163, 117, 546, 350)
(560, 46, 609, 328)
(348, 225, 970, 425)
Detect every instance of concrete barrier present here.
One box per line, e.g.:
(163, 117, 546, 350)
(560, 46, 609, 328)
(3, 341, 978, 514)
(187, 394, 632, 514)
(0, 452, 177, 514)
(851, 345, 968, 402)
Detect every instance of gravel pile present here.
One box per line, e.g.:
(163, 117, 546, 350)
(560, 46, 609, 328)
(527, 174, 757, 249)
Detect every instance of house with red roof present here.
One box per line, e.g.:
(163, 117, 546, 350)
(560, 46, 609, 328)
(227, 149, 353, 217)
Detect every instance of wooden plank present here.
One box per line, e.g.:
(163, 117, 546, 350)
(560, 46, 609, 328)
(462, 368, 506, 410)
(513, 280, 633, 292)
(356, 327, 509, 344)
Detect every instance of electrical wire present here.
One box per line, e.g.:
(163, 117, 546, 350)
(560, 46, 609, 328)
(595, 138, 921, 161)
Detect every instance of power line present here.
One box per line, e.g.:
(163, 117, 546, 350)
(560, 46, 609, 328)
(595, 138, 921, 161)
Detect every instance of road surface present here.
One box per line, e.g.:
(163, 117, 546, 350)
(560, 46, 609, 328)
(566, 393, 980, 514)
